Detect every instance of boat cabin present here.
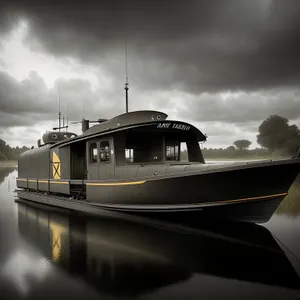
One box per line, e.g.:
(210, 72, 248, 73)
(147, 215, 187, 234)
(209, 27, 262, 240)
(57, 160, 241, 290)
(17, 110, 207, 198)
(85, 123, 205, 180)
(54, 111, 206, 180)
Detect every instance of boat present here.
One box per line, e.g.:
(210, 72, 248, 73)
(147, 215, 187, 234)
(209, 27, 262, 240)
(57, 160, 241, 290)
(16, 201, 300, 295)
(15, 109, 300, 223)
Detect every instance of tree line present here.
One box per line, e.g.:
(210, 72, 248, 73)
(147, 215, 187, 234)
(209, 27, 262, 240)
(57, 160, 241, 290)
(0, 139, 30, 161)
(184, 114, 300, 160)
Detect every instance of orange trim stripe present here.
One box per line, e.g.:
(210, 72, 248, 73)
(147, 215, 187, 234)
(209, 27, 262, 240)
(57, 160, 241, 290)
(16, 177, 287, 205)
(87, 180, 146, 186)
(214, 192, 288, 205)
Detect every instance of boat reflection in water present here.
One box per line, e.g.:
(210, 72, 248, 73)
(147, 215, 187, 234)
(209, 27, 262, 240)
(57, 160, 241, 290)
(17, 201, 300, 297)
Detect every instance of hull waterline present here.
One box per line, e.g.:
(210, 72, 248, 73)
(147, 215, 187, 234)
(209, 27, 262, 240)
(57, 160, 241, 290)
(16, 190, 285, 223)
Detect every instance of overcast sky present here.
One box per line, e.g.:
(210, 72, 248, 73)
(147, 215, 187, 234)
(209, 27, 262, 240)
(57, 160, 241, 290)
(0, 0, 300, 148)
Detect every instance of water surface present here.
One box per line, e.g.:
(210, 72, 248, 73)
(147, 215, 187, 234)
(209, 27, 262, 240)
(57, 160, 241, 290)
(0, 167, 300, 299)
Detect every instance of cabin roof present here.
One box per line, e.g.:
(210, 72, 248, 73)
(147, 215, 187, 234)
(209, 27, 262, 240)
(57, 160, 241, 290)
(82, 110, 168, 136)
(50, 110, 207, 148)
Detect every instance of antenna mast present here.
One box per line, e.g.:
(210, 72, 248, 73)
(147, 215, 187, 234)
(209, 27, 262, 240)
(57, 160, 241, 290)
(58, 83, 61, 132)
(53, 83, 68, 131)
(124, 35, 129, 113)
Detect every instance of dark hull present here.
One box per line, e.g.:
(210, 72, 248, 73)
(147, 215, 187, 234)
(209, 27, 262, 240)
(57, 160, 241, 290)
(16, 158, 300, 223)
(16, 189, 284, 224)
(116, 195, 285, 224)
(89, 159, 300, 205)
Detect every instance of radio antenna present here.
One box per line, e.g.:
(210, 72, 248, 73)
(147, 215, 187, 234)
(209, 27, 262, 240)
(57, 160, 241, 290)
(53, 82, 68, 131)
(124, 35, 129, 113)
(58, 83, 61, 131)
(66, 101, 69, 132)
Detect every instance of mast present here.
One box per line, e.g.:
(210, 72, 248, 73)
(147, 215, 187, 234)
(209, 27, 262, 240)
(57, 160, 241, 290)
(124, 35, 129, 113)
(58, 83, 61, 132)
(53, 82, 68, 131)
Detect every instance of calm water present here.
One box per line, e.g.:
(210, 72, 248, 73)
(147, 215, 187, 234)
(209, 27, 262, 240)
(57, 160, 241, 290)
(0, 167, 300, 299)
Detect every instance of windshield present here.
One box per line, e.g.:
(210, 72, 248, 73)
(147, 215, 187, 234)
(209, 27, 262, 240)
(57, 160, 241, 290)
(123, 128, 199, 164)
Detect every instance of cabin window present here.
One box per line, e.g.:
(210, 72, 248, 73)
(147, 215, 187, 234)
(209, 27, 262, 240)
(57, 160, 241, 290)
(90, 143, 98, 163)
(125, 132, 162, 163)
(100, 141, 110, 162)
(166, 142, 180, 161)
(125, 149, 134, 163)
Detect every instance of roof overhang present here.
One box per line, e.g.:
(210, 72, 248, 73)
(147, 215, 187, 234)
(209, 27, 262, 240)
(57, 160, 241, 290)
(53, 120, 206, 149)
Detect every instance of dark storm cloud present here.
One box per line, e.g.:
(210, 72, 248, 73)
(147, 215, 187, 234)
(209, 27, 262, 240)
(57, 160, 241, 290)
(1, 69, 300, 131)
(179, 90, 300, 124)
(0, 71, 51, 118)
(2, 0, 300, 92)
(0, 70, 125, 128)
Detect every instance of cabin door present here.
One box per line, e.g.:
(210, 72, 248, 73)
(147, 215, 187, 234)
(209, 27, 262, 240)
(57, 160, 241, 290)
(87, 137, 115, 181)
(87, 139, 99, 180)
(71, 142, 87, 180)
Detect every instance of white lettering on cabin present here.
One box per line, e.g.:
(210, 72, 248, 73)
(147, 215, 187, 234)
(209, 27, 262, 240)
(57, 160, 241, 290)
(157, 123, 190, 131)
(172, 123, 190, 131)
(157, 123, 171, 129)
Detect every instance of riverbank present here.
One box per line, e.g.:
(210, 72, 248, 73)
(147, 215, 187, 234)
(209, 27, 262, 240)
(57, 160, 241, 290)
(0, 161, 17, 167)
(206, 158, 271, 162)
(205, 155, 289, 161)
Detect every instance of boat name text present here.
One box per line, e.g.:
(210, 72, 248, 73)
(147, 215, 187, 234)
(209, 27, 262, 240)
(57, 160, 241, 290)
(157, 123, 190, 131)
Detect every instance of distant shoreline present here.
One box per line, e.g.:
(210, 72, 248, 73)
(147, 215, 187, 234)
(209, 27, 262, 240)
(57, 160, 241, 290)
(205, 158, 271, 161)
(204, 156, 288, 161)
(0, 161, 18, 167)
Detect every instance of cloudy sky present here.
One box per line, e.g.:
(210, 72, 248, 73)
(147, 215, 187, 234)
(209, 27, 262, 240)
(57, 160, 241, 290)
(0, 0, 300, 148)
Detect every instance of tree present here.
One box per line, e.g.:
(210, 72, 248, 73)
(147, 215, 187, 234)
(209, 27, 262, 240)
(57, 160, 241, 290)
(0, 152, 7, 160)
(233, 139, 252, 150)
(257, 115, 300, 155)
(227, 146, 236, 152)
(0, 139, 30, 161)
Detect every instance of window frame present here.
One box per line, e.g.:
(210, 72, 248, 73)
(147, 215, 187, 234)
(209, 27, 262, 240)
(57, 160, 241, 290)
(89, 142, 98, 164)
(99, 140, 111, 163)
(125, 148, 135, 163)
(165, 140, 180, 161)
